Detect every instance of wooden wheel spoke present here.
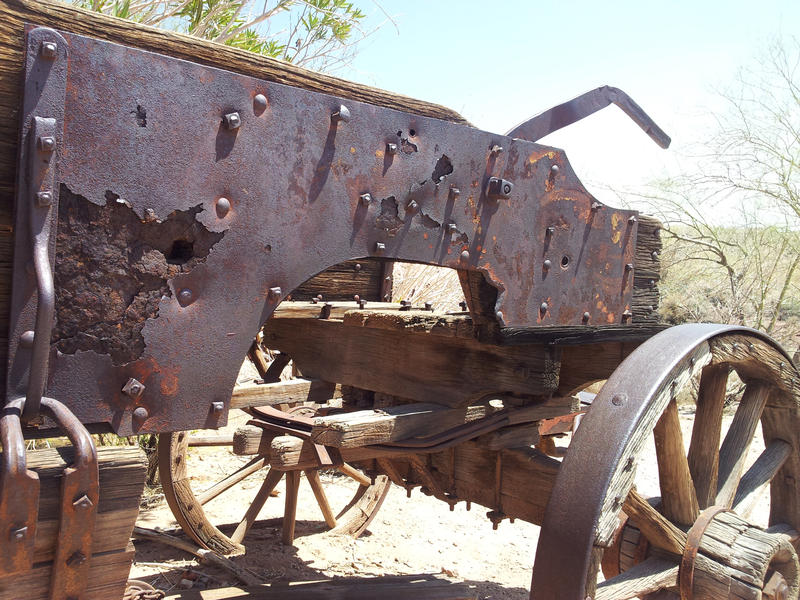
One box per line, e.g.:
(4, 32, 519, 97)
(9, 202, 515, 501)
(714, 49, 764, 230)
(687, 365, 728, 508)
(282, 470, 301, 545)
(230, 468, 284, 544)
(732, 439, 793, 516)
(654, 398, 699, 525)
(622, 489, 687, 555)
(337, 463, 371, 487)
(305, 469, 337, 528)
(197, 455, 269, 506)
(716, 382, 770, 507)
(596, 556, 679, 600)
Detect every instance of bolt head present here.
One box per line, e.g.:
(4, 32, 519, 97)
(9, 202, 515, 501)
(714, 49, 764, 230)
(591, 202, 602, 211)
(359, 299, 367, 309)
(546, 226, 555, 236)
(223, 112, 241, 130)
(38, 136, 56, 152)
(375, 242, 386, 253)
(424, 302, 433, 311)
(216, 197, 231, 218)
(490, 144, 503, 155)
(550, 164, 559, 174)
(611, 394, 626, 406)
(460, 250, 470, 262)
(132, 406, 149, 422)
(73, 494, 93, 510)
(40, 41, 58, 59)
(253, 94, 268, 112)
(354, 263, 362, 271)
(122, 378, 145, 399)
(449, 186, 461, 198)
(406, 200, 418, 213)
(35, 190, 53, 207)
(386, 142, 398, 155)
(447, 223, 458, 234)
(543, 259, 552, 270)
(582, 311, 591, 322)
(359, 193, 373, 205)
(540, 302, 548, 313)
(178, 288, 194, 305)
(331, 104, 351, 123)
(211, 401, 224, 413)
(625, 263, 634, 272)
(628, 215, 637, 223)
(19, 330, 35, 348)
(268, 287, 282, 301)
(11, 526, 27, 541)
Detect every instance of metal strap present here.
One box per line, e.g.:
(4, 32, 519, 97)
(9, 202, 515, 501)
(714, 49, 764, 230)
(679, 504, 731, 600)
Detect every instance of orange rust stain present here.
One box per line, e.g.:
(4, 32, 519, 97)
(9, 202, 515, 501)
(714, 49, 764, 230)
(492, 236, 497, 242)
(160, 369, 180, 396)
(350, 147, 356, 154)
(611, 213, 622, 244)
(606, 313, 616, 324)
(476, 245, 482, 252)
(375, 150, 384, 158)
(612, 230, 621, 244)
(423, 233, 429, 239)
(429, 244, 434, 250)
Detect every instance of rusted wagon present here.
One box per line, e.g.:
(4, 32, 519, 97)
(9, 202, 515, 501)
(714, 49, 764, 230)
(0, 3, 798, 599)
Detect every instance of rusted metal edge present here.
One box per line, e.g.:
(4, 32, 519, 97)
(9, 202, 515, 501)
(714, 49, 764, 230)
(679, 505, 731, 600)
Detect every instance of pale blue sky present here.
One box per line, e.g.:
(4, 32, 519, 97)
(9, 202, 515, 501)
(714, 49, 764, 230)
(336, 0, 799, 206)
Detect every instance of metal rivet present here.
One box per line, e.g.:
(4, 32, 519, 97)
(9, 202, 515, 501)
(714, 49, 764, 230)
(216, 197, 231, 218)
(628, 215, 637, 223)
(611, 393, 626, 406)
(66, 551, 86, 566)
(73, 494, 93, 510)
(19, 330, 35, 348)
(36, 191, 53, 206)
(449, 186, 461, 199)
(490, 144, 503, 155)
(320, 302, 332, 319)
(359, 299, 367, 309)
(40, 41, 58, 59)
(359, 193, 373, 205)
(459, 300, 468, 312)
(543, 259, 552, 270)
(591, 202, 602, 211)
(354, 294, 361, 304)
(223, 112, 241, 130)
(550, 164, 559, 174)
(406, 200, 418, 213)
(11, 526, 27, 541)
(132, 406, 149, 422)
(546, 226, 555, 236)
(386, 142, 398, 155)
(178, 288, 194, 305)
(424, 302, 433, 312)
(447, 223, 458, 234)
(625, 263, 634, 272)
(487, 177, 513, 200)
(622, 310, 633, 322)
(582, 312, 590, 322)
(38, 136, 56, 152)
(540, 302, 548, 313)
(211, 401, 224, 413)
(460, 250, 470, 262)
(122, 378, 145, 399)
(253, 94, 268, 112)
(331, 104, 350, 123)
(268, 287, 282, 301)
(651, 251, 659, 260)
(495, 310, 503, 322)
(375, 242, 386, 253)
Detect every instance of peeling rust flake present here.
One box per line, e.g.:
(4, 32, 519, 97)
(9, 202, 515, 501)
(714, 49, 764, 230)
(53, 186, 224, 364)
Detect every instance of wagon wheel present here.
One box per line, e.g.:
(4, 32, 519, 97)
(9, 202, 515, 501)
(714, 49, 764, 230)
(533, 324, 800, 600)
(158, 407, 391, 555)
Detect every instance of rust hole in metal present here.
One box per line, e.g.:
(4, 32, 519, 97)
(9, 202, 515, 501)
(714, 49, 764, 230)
(420, 213, 441, 229)
(375, 196, 403, 236)
(431, 154, 453, 184)
(53, 185, 224, 364)
(132, 104, 147, 127)
(561, 255, 570, 269)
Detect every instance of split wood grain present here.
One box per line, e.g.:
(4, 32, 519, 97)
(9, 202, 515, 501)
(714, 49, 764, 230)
(653, 397, 698, 525)
(230, 378, 339, 410)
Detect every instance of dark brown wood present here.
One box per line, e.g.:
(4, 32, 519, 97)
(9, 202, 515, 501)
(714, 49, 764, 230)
(293, 259, 385, 302)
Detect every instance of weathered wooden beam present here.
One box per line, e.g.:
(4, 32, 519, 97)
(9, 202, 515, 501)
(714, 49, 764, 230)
(229, 378, 339, 410)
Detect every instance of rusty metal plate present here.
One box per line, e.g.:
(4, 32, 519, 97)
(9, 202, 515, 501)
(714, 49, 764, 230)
(8, 28, 637, 434)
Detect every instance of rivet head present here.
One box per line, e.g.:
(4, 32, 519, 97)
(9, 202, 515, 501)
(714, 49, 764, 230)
(540, 302, 548, 313)
(459, 300, 468, 311)
(449, 186, 461, 199)
(211, 401, 224, 413)
(35, 191, 53, 207)
(223, 112, 241, 129)
(625, 263, 634, 272)
(122, 378, 145, 399)
(19, 330, 35, 348)
(447, 223, 458, 234)
(406, 200, 418, 213)
(354, 263, 362, 271)
(546, 226, 555, 236)
(550, 164, 559, 174)
(490, 144, 503, 155)
(591, 202, 602, 211)
(460, 250, 470, 262)
(628, 215, 637, 223)
(582, 311, 590, 322)
(359, 193, 373, 205)
(611, 393, 626, 406)
(73, 494, 93, 510)
(38, 136, 56, 152)
(11, 526, 27, 541)
(375, 242, 386, 253)
(268, 287, 282, 301)
(331, 104, 350, 123)
(132, 406, 149, 422)
(253, 94, 268, 112)
(386, 142, 398, 155)
(651, 251, 659, 259)
(543, 259, 552, 270)
(424, 302, 433, 311)
(216, 197, 231, 218)
(178, 288, 194, 305)
(40, 41, 58, 59)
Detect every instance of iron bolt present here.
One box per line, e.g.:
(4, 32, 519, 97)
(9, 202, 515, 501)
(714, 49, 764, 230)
(19, 330, 35, 348)
(611, 393, 626, 406)
(591, 202, 602, 211)
(550, 164, 559, 174)
(625, 263, 634, 272)
(216, 197, 231, 218)
(543, 259, 552, 270)
(40, 41, 58, 59)
(211, 401, 224, 413)
(406, 200, 418, 213)
(359, 299, 367, 309)
(449, 186, 461, 199)
(490, 144, 503, 155)
(359, 193, 373, 205)
(424, 302, 433, 312)
(38, 136, 56, 152)
(487, 177, 513, 200)
(268, 287, 282, 301)
(122, 378, 145, 399)
(582, 312, 590, 322)
(354, 294, 360, 303)
(622, 310, 633, 322)
(386, 142, 398, 155)
(178, 288, 194, 305)
(375, 242, 386, 253)
(35, 191, 53, 207)
(311, 297, 319, 304)
(651, 251, 659, 259)
(459, 300, 468, 312)
(546, 226, 555, 236)
(223, 112, 241, 129)
(320, 302, 332, 319)
(447, 223, 458, 234)
(66, 551, 86, 567)
(354, 263, 362, 271)
(331, 104, 351, 123)
(253, 94, 268, 112)
(11, 526, 27, 541)
(73, 494, 93, 510)
(132, 406, 149, 422)
(460, 250, 470, 262)
(540, 302, 548, 313)
(628, 215, 637, 223)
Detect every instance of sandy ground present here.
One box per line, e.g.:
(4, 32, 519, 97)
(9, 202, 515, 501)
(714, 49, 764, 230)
(129, 406, 769, 599)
